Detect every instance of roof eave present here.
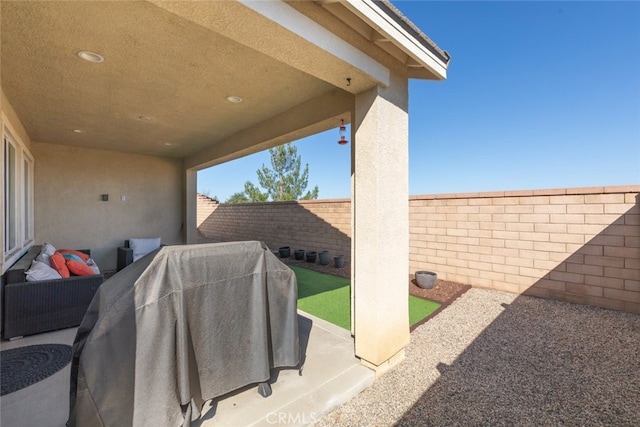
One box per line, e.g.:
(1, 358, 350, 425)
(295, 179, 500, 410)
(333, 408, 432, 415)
(342, 0, 450, 80)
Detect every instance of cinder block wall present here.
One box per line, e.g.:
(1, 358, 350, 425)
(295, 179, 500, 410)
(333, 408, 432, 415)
(409, 186, 639, 313)
(197, 186, 639, 313)
(197, 198, 351, 262)
(197, 194, 219, 227)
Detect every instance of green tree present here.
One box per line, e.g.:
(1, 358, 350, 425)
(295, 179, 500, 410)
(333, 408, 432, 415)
(225, 143, 319, 203)
(225, 191, 249, 204)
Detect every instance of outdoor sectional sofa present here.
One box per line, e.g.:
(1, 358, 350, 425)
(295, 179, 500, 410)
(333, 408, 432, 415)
(2, 245, 104, 340)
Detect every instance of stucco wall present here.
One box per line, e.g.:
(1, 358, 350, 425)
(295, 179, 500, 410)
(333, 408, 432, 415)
(198, 186, 639, 313)
(197, 198, 351, 263)
(33, 143, 183, 272)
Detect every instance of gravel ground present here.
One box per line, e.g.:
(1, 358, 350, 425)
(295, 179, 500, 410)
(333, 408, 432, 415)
(315, 289, 640, 426)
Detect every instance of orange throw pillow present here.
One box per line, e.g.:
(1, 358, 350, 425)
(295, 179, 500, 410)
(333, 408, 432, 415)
(66, 259, 95, 276)
(58, 249, 89, 262)
(50, 252, 70, 278)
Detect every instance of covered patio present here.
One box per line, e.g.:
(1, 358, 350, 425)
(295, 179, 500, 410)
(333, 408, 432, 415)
(1, 311, 376, 426)
(1, 0, 449, 425)
(5, 287, 638, 426)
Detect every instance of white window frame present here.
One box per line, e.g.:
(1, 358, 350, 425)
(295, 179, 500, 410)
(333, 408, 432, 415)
(23, 153, 34, 246)
(2, 123, 34, 274)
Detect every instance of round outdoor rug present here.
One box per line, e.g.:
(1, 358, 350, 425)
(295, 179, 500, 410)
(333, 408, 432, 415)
(1, 344, 72, 396)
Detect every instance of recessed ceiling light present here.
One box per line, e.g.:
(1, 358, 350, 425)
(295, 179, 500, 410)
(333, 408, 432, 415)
(137, 115, 153, 122)
(226, 96, 243, 103)
(73, 129, 85, 133)
(76, 50, 104, 63)
(163, 142, 172, 146)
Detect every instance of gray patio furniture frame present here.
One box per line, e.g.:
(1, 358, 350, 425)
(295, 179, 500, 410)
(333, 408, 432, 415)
(2, 245, 104, 340)
(116, 240, 134, 271)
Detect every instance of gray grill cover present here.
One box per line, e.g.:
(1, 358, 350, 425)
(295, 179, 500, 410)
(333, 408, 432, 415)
(69, 241, 299, 426)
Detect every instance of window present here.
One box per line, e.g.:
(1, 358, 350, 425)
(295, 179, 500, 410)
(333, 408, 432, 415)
(2, 129, 33, 273)
(23, 156, 33, 243)
(5, 138, 16, 253)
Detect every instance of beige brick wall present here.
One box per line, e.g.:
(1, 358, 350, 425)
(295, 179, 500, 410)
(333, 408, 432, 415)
(197, 186, 639, 314)
(197, 198, 351, 262)
(409, 186, 639, 314)
(197, 194, 219, 227)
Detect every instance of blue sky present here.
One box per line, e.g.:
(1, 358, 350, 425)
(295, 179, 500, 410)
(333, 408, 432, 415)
(198, 1, 640, 202)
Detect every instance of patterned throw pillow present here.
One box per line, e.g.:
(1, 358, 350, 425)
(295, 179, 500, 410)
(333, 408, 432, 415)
(58, 249, 90, 262)
(61, 253, 84, 263)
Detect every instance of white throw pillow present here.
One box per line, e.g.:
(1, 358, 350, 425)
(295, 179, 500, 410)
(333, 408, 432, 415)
(86, 258, 101, 275)
(25, 260, 63, 282)
(129, 237, 161, 262)
(36, 252, 52, 267)
(36, 242, 57, 267)
(41, 242, 57, 256)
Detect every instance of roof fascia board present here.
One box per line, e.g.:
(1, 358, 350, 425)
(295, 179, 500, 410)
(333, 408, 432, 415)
(238, 0, 390, 88)
(342, 0, 448, 79)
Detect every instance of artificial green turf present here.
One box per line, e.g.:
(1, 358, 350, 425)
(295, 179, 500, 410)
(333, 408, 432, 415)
(408, 295, 441, 326)
(291, 266, 352, 330)
(290, 265, 441, 330)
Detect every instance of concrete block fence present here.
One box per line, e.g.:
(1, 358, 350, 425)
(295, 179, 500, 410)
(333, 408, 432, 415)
(198, 186, 639, 313)
(197, 193, 219, 227)
(409, 186, 639, 314)
(197, 198, 352, 263)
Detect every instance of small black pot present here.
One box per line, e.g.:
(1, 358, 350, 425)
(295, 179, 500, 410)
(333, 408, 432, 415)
(305, 251, 317, 263)
(334, 255, 345, 269)
(279, 246, 291, 258)
(318, 250, 331, 266)
(294, 249, 305, 260)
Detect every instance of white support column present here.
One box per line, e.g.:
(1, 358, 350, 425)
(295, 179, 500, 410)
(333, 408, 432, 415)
(352, 72, 409, 374)
(184, 168, 197, 244)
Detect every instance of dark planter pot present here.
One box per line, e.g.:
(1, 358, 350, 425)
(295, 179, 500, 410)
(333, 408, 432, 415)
(305, 251, 317, 263)
(278, 246, 291, 258)
(415, 271, 437, 289)
(334, 255, 345, 269)
(318, 251, 331, 266)
(294, 249, 305, 260)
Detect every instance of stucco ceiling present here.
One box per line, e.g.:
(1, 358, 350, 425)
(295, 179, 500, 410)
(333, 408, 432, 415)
(1, 1, 337, 158)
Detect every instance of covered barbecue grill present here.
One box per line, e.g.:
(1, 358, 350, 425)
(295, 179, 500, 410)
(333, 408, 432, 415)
(69, 241, 300, 426)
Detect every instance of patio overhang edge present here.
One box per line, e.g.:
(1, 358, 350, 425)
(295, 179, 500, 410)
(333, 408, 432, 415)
(239, 0, 390, 88)
(340, 0, 449, 80)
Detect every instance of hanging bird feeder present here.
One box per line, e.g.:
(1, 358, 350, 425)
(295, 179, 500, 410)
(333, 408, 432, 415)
(338, 119, 348, 145)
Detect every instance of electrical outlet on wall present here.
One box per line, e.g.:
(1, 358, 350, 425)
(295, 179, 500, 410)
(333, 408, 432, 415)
(121, 195, 126, 202)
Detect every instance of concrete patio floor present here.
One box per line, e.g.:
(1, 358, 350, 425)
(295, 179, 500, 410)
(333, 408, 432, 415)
(1, 311, 374, 427)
